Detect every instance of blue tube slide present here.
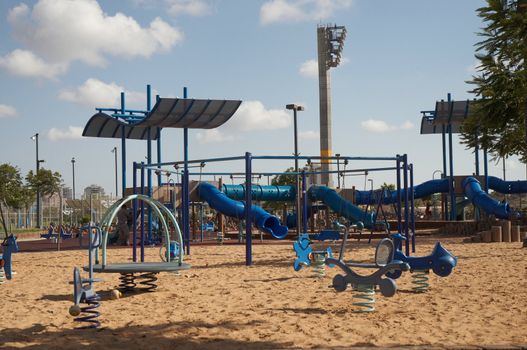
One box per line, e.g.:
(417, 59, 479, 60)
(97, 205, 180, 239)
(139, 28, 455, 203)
(462, 177, 512, 219)
(355, 178, 450, 205)
(487, 176, 527, 194)
(222, 184, 296, 201)
(307, 186, 375, 228)
(197, 182, 288, 239)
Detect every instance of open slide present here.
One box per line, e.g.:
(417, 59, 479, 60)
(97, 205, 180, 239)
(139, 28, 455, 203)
(197, 182, 288, 239)
(462, 177, 513, 219)
(307, 186, 375, 228)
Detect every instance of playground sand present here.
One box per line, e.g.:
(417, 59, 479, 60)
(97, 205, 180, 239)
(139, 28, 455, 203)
(1, 236, 526, 349)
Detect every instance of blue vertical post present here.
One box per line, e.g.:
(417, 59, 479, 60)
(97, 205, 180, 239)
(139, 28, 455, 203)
(146, 85, 153, 244)
(484, 146, 489, 193)
(441, 123, 448, 220)
(447, 94, 456, 221)
(200, 204, 204, 243)
(409, 163, 416, 253)
(140, 162, 145, 262)
(120, 92, 126, 198)
(245, 152, 253, 266)
(474, 128, 480, 220)
(302, 170, 308, 233)
(183, 87, 190, 255)
(156, 95, 162, 188)
(403, 154, 410, 255)
(396, 155, 402, 235)
(132, 162, 137, 262)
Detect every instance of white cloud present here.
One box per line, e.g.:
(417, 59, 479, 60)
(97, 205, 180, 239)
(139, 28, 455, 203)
(299, 59, 318, 79)
(0, 104, 17, 118)
(260, 0, 352, 25)
(2, 0, 183, 78)
(360, 119, 414, 133)
(167, 0, 212, 17)
(226, 100, 291, 131)
(196, 129, 234, 144)
(0, 49, 67, 80)
(299, 130, 319, 139)
(47, 126, 83, 141)
(59, 78, 145, 107)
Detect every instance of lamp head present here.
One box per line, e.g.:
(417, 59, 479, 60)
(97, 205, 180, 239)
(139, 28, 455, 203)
(286, 104, 305, 111)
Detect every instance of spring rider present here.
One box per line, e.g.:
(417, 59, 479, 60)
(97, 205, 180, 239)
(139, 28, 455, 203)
(0, 234, 19, 285)
(386, 233, 457, 292)
(326, 223, 410, 312)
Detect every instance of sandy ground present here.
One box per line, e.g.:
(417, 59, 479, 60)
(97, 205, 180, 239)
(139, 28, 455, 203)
(0, 236, 526, 349)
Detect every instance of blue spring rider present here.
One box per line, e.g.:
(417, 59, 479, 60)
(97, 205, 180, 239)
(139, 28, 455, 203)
(0, 234, 19, 284)
(325, 223, 410, 312)
(69, 226, 103, 328)
(387, 233, 457, 292)
(293, 232, 334, 273)
(160, 240, 182, 262)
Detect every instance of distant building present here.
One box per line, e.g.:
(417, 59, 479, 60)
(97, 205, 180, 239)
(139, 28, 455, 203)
(62, 186, 73, 200)
(83, 184, 106, 198)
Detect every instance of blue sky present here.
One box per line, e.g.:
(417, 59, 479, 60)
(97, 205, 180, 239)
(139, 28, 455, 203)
(0, 0, 523, 196)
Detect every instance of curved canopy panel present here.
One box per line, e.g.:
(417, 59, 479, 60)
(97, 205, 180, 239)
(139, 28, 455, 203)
(83, 98, 242, 140)
(83, 112, 160, 140)
(420, 100, 474, 135)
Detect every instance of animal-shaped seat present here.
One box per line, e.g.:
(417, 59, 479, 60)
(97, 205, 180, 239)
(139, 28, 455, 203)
(0, 234, 19, 281)
(387, 233, 457, 279)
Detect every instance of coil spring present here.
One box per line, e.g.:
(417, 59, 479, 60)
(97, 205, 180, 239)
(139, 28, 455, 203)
(0, 270, 4, 285)
(119, 273, 136, 293)
(352, 284, 375, 313)
(74, 294, 101, 329)
(139, 272, 158, 292)
(310, 252, 326, 278)
(412, 270, 429, 293)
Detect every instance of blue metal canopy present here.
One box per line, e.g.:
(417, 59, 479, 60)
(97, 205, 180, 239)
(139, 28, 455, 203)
(82, 98, 242, 140)
(420, 100, 475, 135)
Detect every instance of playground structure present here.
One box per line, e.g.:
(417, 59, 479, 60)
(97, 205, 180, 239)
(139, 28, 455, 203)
(325, 222, 410, 313)
(0, 234, 18, 285)
(419, 95, 527, 221)
(68, 195, 189, 329)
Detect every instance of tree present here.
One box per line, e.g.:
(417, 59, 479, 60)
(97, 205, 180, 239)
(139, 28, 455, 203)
(271, 167, 296, 186)
(26, 169, 63, 238)
(0, 164, 24, 237)
(460, 0, 527, 160)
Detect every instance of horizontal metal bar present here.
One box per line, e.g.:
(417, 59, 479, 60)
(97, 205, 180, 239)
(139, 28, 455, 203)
(252, 155, 399, 161)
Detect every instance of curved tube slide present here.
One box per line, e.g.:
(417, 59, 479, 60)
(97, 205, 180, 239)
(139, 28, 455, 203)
(487, 176, 527, 194)
(355, 178, 450, 205)
(462, 177, 512, 219)
(197, 182, 288, 239)
(307, 186, 375, 228)
(222, 184, 296, 201)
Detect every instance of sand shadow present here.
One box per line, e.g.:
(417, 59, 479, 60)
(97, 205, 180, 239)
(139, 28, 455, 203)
(242, 276, 302, 283)
(275, 306, 329, 315)
(0, 321, 290, 350)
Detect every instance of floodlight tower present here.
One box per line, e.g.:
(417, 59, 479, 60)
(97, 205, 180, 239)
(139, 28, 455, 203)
(317, 24, 347, 187)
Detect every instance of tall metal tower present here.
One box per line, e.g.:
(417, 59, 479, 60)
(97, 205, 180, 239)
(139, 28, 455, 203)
(317, 24, 347, 186)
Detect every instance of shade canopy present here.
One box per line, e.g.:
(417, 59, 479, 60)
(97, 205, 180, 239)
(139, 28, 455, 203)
(420, 100, 476, 135)
(83, 98, 242, 140)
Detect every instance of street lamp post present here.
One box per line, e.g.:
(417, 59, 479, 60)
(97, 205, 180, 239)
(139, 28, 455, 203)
(111, 147, 118, 198)
(30, 133, 44, 228)
(71, 157, 76, 200)
(286, 104, 305, 235)
(71, 157, 76, 226)
(336, 153, 341, 189)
